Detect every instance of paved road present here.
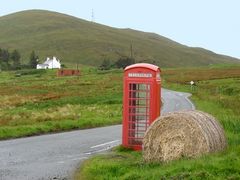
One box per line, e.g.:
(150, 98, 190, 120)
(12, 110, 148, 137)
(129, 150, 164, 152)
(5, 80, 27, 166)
(161, 88, 195, 114)
(0, 88, 195, 180)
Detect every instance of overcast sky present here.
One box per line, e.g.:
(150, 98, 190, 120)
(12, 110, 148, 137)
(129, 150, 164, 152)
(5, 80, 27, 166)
(1, 0, 239, 59)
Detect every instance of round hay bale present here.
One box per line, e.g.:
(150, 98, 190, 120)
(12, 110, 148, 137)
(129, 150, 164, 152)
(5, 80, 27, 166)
(143, 110, 227, 163)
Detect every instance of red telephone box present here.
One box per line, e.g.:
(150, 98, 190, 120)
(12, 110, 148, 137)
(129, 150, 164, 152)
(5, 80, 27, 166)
(122, 63, 161, 150)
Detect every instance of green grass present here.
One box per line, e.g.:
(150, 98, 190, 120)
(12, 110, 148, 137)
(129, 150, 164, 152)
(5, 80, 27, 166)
(0, 68, 123, 139)
(76, 66, 240, 180)
(76, 146, 240, 180)
(1, 10, 239, 67)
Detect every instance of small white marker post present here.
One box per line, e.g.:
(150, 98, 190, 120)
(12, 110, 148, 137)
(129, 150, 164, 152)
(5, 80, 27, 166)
(190, 81, 194, 91)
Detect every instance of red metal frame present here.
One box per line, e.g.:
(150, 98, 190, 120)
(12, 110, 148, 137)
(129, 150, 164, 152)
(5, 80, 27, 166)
(122, 63, 161, 150)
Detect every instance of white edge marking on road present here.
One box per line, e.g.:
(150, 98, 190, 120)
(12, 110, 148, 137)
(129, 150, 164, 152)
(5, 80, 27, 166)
(57, 157, 88, 164)
(57, 161, 65, 164)
(90, 140, 120, 149)
(67, 155, 74, 158)
(85, 147, 112, 155)
(71, 157, 88, 161)
(184, 94, 195, 110)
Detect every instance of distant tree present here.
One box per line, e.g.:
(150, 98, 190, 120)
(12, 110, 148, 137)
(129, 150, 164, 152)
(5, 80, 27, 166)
(61, 64, 66, 68)
(11, 49, 21, 70)
(0, 48, 2, 71)
(99, 59, 111, 70)
(0, 48, 2, 63)
(1, 49, 10, 63)
(115, 57, 135, 69)
(0, 49, 10, 70)
(29, 50, 39, 69)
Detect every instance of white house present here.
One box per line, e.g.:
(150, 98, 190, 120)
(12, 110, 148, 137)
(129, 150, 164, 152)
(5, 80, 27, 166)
(37, 56, 61, 69)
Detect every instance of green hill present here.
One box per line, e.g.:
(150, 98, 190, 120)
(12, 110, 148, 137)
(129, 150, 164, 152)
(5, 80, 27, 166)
(0, 10, 239, 67)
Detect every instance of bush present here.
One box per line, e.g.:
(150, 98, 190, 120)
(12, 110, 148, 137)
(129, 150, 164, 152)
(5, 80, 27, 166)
(99, 59, 111, 70)
(15, 69, 46, 76)
(115, 57, 135, 69)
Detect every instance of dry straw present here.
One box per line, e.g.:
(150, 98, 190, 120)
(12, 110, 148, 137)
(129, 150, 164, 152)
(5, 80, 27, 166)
(143, 110, 227, 163)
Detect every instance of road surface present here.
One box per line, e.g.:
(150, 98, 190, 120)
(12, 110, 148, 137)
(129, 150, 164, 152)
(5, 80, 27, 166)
(0, 88, 195, 180)
(161, 88, 195, 114)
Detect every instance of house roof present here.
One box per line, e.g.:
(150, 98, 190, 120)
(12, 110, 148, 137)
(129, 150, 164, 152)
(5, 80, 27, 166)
(43, 57, 61, 65)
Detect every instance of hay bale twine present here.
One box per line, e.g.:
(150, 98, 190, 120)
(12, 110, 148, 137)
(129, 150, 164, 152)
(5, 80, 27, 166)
(143, 110, 227, 163)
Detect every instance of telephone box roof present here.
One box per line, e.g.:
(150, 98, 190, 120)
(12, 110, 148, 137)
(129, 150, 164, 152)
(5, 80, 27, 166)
(124, 63, 160, 72)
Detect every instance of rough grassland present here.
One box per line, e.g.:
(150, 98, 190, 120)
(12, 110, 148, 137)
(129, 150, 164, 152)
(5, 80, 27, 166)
(76, 65, 240, 180)
(0, 68, 123, 139)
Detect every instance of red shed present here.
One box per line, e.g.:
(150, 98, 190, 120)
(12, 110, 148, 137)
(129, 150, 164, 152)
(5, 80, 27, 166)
(122, 63, 161, 150)
(57, 69, 80, 77)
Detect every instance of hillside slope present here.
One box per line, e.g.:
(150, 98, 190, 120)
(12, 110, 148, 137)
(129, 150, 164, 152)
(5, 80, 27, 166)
(0, 10, 239, 67)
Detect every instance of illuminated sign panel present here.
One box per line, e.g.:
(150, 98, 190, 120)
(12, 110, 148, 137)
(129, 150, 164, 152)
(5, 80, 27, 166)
(128, 73, 152, 78)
